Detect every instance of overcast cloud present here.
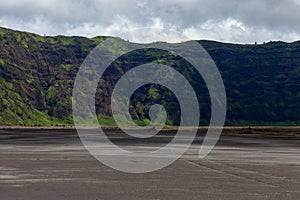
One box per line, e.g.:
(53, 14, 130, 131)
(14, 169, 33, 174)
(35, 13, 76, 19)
(0, 0, 299, 43)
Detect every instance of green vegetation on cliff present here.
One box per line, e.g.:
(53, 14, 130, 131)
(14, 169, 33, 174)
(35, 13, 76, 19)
(0, 27, 299, 126)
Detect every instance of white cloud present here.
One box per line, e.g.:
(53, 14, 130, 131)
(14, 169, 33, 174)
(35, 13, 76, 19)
(0, 0, 300, 43)
(182, 17, 300, 43)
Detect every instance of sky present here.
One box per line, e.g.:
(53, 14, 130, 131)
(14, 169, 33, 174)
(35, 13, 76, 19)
(0, 0, 300, 44)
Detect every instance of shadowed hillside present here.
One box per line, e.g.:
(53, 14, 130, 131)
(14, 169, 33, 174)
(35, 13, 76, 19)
(0, 27, 299, 126)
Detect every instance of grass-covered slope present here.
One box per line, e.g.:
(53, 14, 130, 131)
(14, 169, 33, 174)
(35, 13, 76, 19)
(200, 41, 300, 125)
(0, 27, 299, 126)
(0, 27, 105, 126)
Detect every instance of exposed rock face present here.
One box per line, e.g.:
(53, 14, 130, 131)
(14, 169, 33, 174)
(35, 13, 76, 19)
(0, 27, 299, 126)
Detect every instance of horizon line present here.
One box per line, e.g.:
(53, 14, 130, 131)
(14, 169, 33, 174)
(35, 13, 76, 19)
(1, 26, 299, 46)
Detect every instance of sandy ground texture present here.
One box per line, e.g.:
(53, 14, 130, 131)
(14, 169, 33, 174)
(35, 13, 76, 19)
(0, 128, 299, 200)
